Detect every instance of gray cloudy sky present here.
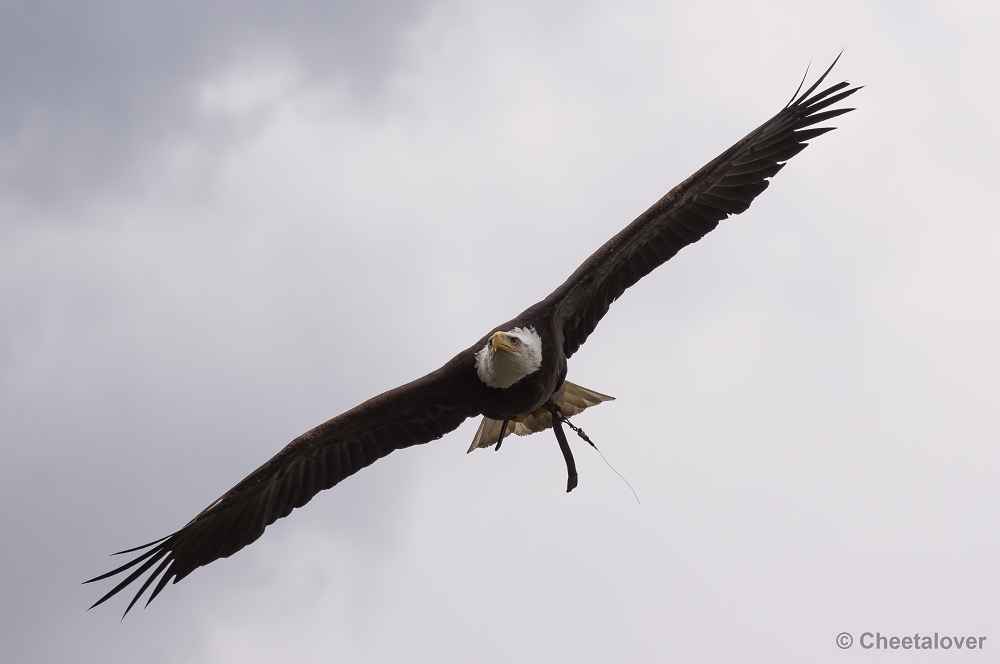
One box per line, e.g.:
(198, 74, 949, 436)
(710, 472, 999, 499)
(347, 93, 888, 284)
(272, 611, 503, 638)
(2, 1, 999, 662)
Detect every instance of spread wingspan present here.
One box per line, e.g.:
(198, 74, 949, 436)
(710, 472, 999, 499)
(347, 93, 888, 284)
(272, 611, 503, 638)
(86, 57, 857, 616)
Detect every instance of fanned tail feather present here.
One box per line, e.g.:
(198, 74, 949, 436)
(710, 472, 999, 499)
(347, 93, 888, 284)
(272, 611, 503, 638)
(468, 381, 615, 452)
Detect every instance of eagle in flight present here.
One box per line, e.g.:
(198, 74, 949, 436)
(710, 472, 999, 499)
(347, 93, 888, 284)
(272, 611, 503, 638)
(87, 57, 859, 616)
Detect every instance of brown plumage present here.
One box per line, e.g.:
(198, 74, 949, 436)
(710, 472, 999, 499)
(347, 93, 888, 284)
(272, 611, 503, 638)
(86, 57, 859, 616)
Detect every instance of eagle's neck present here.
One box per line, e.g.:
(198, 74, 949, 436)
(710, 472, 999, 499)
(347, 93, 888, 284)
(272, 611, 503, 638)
(475, 327, 543, 389)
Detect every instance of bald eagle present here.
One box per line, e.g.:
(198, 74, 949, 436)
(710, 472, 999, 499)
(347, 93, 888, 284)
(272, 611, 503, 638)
(87, 58, 858, 615)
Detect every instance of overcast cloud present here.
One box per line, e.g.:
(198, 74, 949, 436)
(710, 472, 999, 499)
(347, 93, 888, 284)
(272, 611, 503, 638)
(2, 1, 999, 662)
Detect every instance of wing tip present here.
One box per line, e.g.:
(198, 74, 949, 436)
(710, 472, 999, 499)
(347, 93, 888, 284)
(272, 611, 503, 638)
(787, 50, 854, 110)
(84, 535, 178, 617)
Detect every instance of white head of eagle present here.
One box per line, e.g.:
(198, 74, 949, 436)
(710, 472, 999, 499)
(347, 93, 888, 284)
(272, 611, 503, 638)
(474, 326, 543, 388)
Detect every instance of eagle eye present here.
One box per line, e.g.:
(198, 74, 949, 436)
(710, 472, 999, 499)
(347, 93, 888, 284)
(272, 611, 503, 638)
(511, 337, 520, 345)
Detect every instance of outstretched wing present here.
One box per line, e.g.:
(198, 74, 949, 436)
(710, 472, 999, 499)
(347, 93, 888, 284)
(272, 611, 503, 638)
(85, 360, 480, 616)
(546, 57, 860, 358)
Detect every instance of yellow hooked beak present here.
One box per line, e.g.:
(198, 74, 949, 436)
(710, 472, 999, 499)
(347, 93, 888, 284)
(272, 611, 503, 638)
(491, 331, 516, 355)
